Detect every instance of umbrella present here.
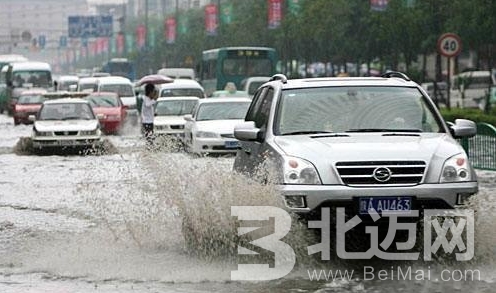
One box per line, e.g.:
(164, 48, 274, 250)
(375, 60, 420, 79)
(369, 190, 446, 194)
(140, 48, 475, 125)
(137, 74, 174, 86)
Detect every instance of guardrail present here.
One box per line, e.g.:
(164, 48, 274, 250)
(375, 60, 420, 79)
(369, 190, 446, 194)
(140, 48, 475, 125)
(461, 123, 496, 171)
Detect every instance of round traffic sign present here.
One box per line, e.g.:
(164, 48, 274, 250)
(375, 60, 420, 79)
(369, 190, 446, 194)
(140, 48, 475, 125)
(437, 33, 462, 57)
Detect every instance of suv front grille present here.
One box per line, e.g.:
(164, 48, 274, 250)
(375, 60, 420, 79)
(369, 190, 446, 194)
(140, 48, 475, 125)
(336, 161, 426, 186)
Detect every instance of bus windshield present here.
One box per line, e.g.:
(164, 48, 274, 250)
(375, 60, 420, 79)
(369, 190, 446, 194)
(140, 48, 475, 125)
(102, 59, 135, 81)
(200, 47, 277, 96)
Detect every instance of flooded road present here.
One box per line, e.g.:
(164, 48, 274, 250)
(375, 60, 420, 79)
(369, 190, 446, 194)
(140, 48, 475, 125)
(0, 114, 495, 292)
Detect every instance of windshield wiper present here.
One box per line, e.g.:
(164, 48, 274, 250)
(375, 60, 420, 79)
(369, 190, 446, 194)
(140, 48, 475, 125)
(346, 128, 422, 133)
(281, 130, 334, 136)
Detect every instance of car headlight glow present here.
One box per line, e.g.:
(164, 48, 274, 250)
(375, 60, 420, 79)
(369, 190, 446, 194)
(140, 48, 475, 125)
(34, 129, 52, 136)
(283, 156, 322, 185)
(440, 153, 472, 182)
(106, 115, 121, 121)
(196, 131, 217, 138)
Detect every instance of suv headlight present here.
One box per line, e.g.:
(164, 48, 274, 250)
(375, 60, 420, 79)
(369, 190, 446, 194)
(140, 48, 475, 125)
(440, 153, 472, 182)
(282, 156, 322, 185)
(196, 131, 217, 138)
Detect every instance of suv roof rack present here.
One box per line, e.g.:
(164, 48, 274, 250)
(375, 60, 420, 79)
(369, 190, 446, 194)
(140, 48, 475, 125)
(270, 74, 288, 84)
(380, 71, 411, 81)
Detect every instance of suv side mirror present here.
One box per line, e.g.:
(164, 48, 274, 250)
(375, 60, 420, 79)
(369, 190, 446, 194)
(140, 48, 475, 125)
(234, 121, 261, 141)
(450, 119, 476, 138)
(184, 114, 193, 121)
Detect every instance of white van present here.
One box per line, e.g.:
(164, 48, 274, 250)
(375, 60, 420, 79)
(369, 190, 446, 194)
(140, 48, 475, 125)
(97, 76, 138, 124)
(157, 68, 196, 80)
(1, 61, 52, 114)
(97, 76, 136, 108)
(77, 77, 99, 93)
(450, 70, 495, 109)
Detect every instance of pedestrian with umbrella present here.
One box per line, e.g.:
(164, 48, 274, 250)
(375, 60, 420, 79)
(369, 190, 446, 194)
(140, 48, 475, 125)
(137, 74, 173, 148)
(141, 83, 159, 147)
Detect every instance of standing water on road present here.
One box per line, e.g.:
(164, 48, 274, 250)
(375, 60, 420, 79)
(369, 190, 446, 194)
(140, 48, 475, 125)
(0, 113, 495, 292)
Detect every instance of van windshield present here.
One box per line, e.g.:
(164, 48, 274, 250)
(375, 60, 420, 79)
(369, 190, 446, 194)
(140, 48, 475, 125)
(12, 70, 52, 88)
(99, 84, 134, 97)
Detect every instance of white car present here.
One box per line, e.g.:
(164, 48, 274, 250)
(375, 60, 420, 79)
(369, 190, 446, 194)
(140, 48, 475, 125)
(31, 98, 102, 150)
(240, 76, 271, 96)
(183, 98, 251, 154)
(154, 96, 199, 137)
(157, 79, 206, 99)
(56, 75, 79, 91)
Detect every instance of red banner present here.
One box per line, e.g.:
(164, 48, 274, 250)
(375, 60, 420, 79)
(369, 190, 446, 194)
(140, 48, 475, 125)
(102, 38, 109, 53)
(268, 0, 282, 29)
(89, 41, 97, 56)
(116, 33, 125, 54)
(80, 46, 87, 59)
(165, 17, 177, 44)
(96, 38, 106, 54)
(136, 24, 146, 49)
(204, 4, 218, 36)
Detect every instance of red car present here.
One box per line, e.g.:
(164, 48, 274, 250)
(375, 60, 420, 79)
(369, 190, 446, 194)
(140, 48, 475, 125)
(13, 90, 47, 125)
(85, 92, 127, 134)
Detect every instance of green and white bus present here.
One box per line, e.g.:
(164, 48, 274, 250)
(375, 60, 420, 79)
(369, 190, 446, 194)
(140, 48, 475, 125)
(200, 47, 278, 96)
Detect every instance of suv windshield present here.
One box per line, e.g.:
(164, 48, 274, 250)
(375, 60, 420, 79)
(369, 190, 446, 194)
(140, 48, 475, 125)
(276, 86, 442, 135)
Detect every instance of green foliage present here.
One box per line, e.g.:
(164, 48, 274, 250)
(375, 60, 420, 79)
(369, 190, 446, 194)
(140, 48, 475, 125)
(440, 107, 496, 127)
(101, 0, 496, 77)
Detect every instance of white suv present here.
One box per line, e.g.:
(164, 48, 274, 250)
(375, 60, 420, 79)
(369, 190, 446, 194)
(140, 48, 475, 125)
(233, 72, 478, 217)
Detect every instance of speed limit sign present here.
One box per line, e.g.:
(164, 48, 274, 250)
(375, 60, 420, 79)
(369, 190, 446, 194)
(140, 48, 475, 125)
(437, 33, 462, 57)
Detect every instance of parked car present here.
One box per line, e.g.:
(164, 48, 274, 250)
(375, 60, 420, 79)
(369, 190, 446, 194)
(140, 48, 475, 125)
(13, 89, 47, 125)
(183, 98, 251, 154)
(450, 70, 495, 109)
(154, 96, 199, 137)
(233, 73, 478, 218)
(420, 81, 447, 104)
(31, 98, 101, 150)
(84, 92, 127, 134)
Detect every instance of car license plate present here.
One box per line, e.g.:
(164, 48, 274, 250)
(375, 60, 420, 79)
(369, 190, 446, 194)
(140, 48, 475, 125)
(358, 196, 412, 215)
(225, 140, 240, 149)
(59, 140, 75, 146)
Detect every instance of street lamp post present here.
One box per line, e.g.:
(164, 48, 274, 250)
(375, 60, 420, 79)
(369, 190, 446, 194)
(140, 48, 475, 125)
(145, 0, 149, 49)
